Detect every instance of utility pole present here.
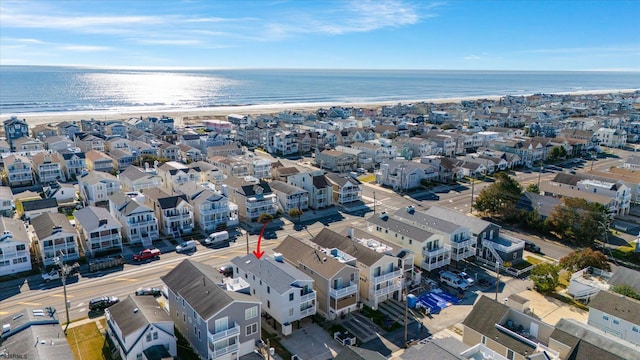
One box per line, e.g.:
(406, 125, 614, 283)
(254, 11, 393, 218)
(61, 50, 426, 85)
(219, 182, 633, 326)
(403, 282, 409, 348)
(55, 256, 70, 332)
(495, 260, 500, 302)
(537, 165, 542, 189)
(470, 176, 475, 214)
(373, 191, 376, 214)
(243, 226, 249, 255)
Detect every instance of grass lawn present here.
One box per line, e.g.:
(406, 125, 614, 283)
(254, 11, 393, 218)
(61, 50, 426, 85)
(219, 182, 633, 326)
(525, 256, 543, 265)
(558, 272, 571, 288)
(512, 260, 534, 270)
(67, 322, 106, 360)
(357, 174, 376, 183)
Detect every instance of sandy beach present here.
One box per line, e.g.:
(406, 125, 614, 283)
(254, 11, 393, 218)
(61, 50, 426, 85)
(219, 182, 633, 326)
(10, 88, 638, 129)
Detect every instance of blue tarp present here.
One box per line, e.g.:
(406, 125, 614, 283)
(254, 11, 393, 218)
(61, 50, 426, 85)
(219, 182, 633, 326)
(415, 290, 460, 314)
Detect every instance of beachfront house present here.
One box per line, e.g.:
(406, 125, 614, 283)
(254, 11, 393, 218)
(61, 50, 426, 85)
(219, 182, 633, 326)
(161, 259, 262, 360)
(3, 116, 30, 150)
(31, 212, 79, 267)
(231, 254, 317, 335)
(74, 206, 123, 257)
(274, 236, 360, 320)
(108, 192, 159, 247)
(0, 217, 32, 276)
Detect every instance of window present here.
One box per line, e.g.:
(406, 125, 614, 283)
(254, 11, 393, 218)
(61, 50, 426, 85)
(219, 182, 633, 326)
(245, 306, 258, 320)
(613, 319, 620, 325)
(267, 300, 271, 308)
(603, 315, 609, 321)
(481, 335, 486, 345)
(506, 349, 514, 360)
(136, 353, 142, 360)
(146, 333, 152, 342)
(246, 323, 258, 336)
(409, 239, 412, 245)
(267, 286, 270, 294)
(289, 293, 294, 302)
(289, 308, 294, 316)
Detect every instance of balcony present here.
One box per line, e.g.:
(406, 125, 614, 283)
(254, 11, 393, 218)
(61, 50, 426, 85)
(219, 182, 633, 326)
(483, 236, 524, 254)
(210, 342, 239, 359)
(165, 212, 191, 221)
(329, 282, 358, 299)
(208, 322, 240, 343)
(373, 268, 402, 285)
(299, 305, 316, 318)
(374, 282, 401, 297)
(300, 290, 316, 303)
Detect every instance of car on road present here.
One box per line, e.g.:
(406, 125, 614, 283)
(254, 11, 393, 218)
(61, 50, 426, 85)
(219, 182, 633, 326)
(524, 241, 541, 253)
(176, 240, 197, 253)
(135, 287, 162, 296)
(133, 248, 160, 261)
(204, 231, 229, 246)
(218, 265, 233, 277)
(89, 296, 119, 311)
(262, 231, 277, 240)
(452, 270, 475, 286)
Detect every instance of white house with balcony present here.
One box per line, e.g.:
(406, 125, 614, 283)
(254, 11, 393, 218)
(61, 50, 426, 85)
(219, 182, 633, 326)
(108, 192, 159, 247)
(325, 173, 362, 205)
(247, 156, 272, 180)
(587, 290, 640, 346)
(287, 171, 333, 210)
(176, 183, 230, 233)
(231, 254, 317, 336)
(4, 154, 34, 187)
(31, 212, 79, 267)
(78, 171, 121, 206)
(31, 151, 66, 183)
(595, 127, 627, 148)
(271, 131, 299, 156)
(157, 161, 201, 191)
(0, 186, 14, 218)
(118, 166, 163, 192)
(162, 259, 262, 360)
(310, 228, 402, 310)
(0, 217, 32, 276)
(105, 295, 176, 360)
(143, 187, 194, 237)
(268, 180, 309, 214)
(576, 179, 631, 216)
(74, 206, 123, 257)
(274, 236, 360, 320)
(59, 149, 86, 179)
(221, 176, 278, 223)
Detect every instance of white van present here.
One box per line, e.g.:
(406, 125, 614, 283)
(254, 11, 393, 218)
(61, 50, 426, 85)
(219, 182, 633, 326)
(176, 240, 197, 253)
(205, 231, 229, 245)
(439, 271, 469, 291)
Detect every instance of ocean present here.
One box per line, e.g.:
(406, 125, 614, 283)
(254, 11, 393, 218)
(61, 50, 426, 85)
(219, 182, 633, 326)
(1, 66, 639, 117)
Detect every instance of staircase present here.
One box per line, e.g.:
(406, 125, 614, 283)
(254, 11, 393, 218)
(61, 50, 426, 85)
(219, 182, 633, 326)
(572, 287, 601, 302)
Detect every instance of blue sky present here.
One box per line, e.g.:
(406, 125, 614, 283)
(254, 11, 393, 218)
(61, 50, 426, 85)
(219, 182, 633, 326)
(1, 0, 638, 70)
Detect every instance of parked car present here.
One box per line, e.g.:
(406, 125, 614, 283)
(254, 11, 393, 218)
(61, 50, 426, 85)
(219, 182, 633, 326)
(524, 241, 541, 253)
(262, 231, 277, 240)
(135, 287, 162, 296)
(176, 240, 197, 253)
(89, 296, 119, 311)
(204, 231, 229, 246)
(452, 270, 475, 286)
(133, 248, 160, 261)
(218, 265, 233, 277)
(439, 271, 469, 291)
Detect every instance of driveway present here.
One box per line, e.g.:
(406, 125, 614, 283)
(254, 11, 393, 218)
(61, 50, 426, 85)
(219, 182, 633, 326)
(279, 323, 343, 360)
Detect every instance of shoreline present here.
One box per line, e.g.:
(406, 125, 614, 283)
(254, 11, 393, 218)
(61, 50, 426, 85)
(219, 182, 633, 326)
(4, 88, 637, 129)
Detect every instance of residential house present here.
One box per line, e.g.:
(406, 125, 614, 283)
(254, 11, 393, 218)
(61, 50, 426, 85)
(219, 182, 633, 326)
(158, 142, 181, 161)
(105, 137, 131, 153)
(31, 212, 79, 267)
(143, 187, 194, 237)
(587, 168, 640, 204)
(596, 128, 627, 148)
(0, 139, 11, 155)
(0, 307, 75, 360)
(33, 124, 60, 140)
(176, 183, 230, 233)
(351, 142, 396, 165)
(587, 290, 640, 346)
(220, 176, 278, 223)
(179, 133, 202, 148)
(43, 135, 75, 152)
(78, 171, 121, 206)
(206, 143, 244, 158)
(74, 206, 123, 257)
(0, 217, 31, 276)
(246, 156, 272, 180)
(118, 166, 163, 192)
(108, 192, 159, 247)
(271, 166, 300, 182)
(3, 116, 29, 150)
(130, 139, 160, 157)
(268, 180, 309, 214)
(0, 186, 14, 217)
(75, 133, 106, 153)
(85, 150, 115, 173)
(189, 161, 224, 184)
(315, 150, 356, 173)
(271, 131, 299, 156)
(334, 146, 373, 169)
(105, 295, 176, 360)
(31, 151, 66, 183)
(274, 236, 360, 320)
(56, 121, 81, 139)
(231, 254, 317, 335)
(4, 154, 34, 187)
(161, 259, 262, 360)
(109, 148, 137, 172)
(12, 137, 44, 153)
(59, 149, 86, 179)
(376, 160, 432, 191)
(287, 171, 333, 210)
(178, 143, 204, 162)
(157, 161, 201, 191)
(210, 156, 250, 178)
(325, 173, 362, 205)
(462, 296, 559, 360)
(310, 228, 403, 310)
(540, 181, 619, 216)
(22, 198, 59, 221)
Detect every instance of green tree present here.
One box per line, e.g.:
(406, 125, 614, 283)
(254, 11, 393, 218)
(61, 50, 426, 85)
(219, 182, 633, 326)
(548, 146, 567, 162)
(525, 183, 540, 193)
(473, 173, 522, 217)
(134, 154, 170, 167)
(545, 198, 607, 246)
(610, 285, 640, 300)
(288, 208, 303, 219)
(530, 263, 560, 293)
(257, 213, 274, 223)
(559, 248, 611, 272)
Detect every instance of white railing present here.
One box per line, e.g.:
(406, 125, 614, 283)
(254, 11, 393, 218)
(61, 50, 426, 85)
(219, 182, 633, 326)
(374, 282, 402, 297)
(300, 291, 316, 303)
(373, 268, 402, 285)
(208, 322, 240, 343)
(299, 306, 316, 318)
(329, 282, 358, 298)
(211, 342, 239, 358)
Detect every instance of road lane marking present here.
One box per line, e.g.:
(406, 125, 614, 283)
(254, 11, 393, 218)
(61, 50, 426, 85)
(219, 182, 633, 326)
(52, 294, 74, 298)
(18, 301, 41, 306)
(164, 265, 176, 270)
(0, 311, 8, 315)
(114, 278, 138, 282)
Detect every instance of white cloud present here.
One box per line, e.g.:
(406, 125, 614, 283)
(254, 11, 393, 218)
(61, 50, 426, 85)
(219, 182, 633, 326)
(464, 55, 481, 60)
(60, 45, 112, 52)
(519, 46, 640, 54)
(134, 39, 202, 46)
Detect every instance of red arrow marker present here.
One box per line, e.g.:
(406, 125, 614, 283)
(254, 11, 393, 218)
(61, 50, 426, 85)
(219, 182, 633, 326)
(253, 222, 269, 259)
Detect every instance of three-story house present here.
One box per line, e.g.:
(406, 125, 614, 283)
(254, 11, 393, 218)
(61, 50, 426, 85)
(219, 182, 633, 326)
(32, 212, 79, 267)
(74, 206, 123, 257)
(109, 192, 159, 247)
(143, 187, 194, 237)
(0, 217, 32, 276)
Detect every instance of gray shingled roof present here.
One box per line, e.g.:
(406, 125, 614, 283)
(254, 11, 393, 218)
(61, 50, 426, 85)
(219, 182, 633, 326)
(231, 254, 313, 294)
(367, 214, 434, 243)
(269, 180, 306, 195)
(106, 295, 171, 337)
(424, 206, 495, 236)
(0, 217, 29, 243)
(311, 228, 383, 267)
(274, 236, 351, 280)
(588, 290, 640, 325)
(608, 267, 640, 293)
(393, 208, 461, 235)
(31, 212, 75, 240)
(552, 318, 640, 360)
(22, 198, 58, 212)
(161, 260, 257, 320)
(325, 173, 362, 187)
(73, 206, 121, 232)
